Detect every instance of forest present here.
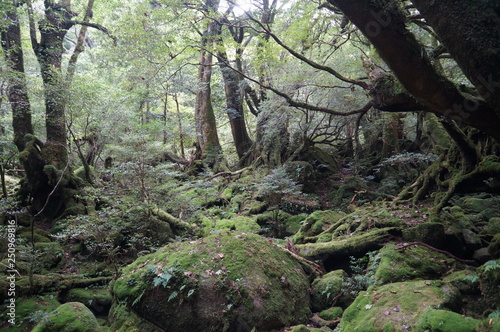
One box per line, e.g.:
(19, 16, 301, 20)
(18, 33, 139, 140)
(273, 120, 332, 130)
(0, 0, 499, 331)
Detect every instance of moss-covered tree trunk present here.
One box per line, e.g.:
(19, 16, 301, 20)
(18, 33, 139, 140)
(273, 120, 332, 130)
(217, 34, 253, 163)
(194, 1, 224, 169)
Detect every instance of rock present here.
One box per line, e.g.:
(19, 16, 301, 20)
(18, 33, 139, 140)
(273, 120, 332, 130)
(338, 280, 461, 331)
(461, 197, 500, 214)
(111, 231, 311, 331)
(443, 270, 480, 295)
(310, 270, 348, 311)
(473, 247, 493, 264)
(489, 234, 500, 259)
(318, 307, 343, 321)
(32, 302, 101, 332)
(486, 217, 500, 235)
(402, 222, 445, 248)
(59, 287, 112, 316)
(374, 244, 457, 285)
(415, 309, 481, 331)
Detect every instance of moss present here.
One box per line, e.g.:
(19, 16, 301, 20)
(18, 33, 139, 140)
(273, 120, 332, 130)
(290, 324, 310, 332)
(198, 215, 260, 234)
(18, 229, 51, 242)
(31, 302, 101, 332)
(108, 303, 163, 332)
(374, 243, 456, 285)
(489, 234, 500, 259)
(339, 280, 461, 331)
(112, 231, 311, 331)
(415, 309, 481, 331)
(311, 270, 347, 311)
(402, 222, 445, 248)
(62, 287, 112, 316)
(296, 227, 399, 261)
(442, 270, 480, 294)
(486, 217, 500, 235)
(0, 294, 61, 332)
(319, 306, 343, 320)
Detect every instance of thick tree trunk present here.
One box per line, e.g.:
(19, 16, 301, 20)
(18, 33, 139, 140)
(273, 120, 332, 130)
(328, 0, 500, 140)
(411, 0, 500, 119)
(217, 47, 253, 161)
(195, 10, 223, 168)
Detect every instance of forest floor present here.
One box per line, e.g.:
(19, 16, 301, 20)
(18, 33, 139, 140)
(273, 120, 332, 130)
(0, 165, 499, 331)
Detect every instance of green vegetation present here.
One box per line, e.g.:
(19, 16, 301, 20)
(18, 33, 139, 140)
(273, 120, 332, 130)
(0, 0, 499, 331)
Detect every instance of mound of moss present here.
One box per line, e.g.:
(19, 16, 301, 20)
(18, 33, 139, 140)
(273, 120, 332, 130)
(31, 302, 100, 332)
(111, 231, 311, 331)
(374, 243, 458, 285)
(339, 280, 461, 331)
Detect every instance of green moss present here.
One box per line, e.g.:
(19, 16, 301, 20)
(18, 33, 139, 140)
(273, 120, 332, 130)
(311, 270, 347, 311)
(108, 303, 163, 332)
(112, 232, 311, 331)
(415, 309, 481, 331)
(486, 217, 500, 235)
(18, 229, 51, 242)
(296, 227, 398, 260)
(63, 287, 112, 312)
(374, 243, 456, 285)
(32, 302, 101, 332)
(290, 324, 310, 332)
(489, 234, 500, 259)
(198, 215, 260, 235)
(319, 306, 343, 320)
(442, 270, 480, 294)
(402, 222, 445, 248)
(0, 294, 61, 332)
(339, 280, 460, 331)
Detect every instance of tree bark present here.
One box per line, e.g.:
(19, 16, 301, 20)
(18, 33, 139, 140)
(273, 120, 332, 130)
(195, 4, 223, 167)
(217, 40, 253, 162)
(411, 0, 500, 119)
(328, 0, 500, 140)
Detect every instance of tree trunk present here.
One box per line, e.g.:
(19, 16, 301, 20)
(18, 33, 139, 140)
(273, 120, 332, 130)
(328, 0, 500, 140)
(194, 3, 223, 168)
(217, 43, 253, 162)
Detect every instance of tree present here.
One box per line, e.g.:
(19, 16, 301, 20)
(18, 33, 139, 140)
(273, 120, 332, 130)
(194, 0, 225, 168)
(327, 0, 500, 140)
(1, 0, 112, 218)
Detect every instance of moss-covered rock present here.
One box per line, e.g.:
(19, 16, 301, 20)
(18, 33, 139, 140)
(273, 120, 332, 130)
(311, 270, 348, 311)
(31, 302, 101, 332)
(318, 306, 343, 321)
(374, 244, 457, 285)
(415, 309, 481, 331)
(489, 234, 500, 259)
(339, 280, 461, 331)
(59, 287, 112, 316)
(111, 231, 311, 331)
(402, 222, 445, 248)
(199, 215, 261, 234)
(108, 302, 163, 332)
(0, 294, 61, 332)
(486, 217, 500, 235)
(442, 270, 480, 294)
(461, 197, 500, 215)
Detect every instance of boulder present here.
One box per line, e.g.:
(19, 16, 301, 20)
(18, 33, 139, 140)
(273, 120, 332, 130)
(111, 231, 311, 331)
(339, 280, 461, 331)
(374, 244, 457, 285)
(32, 302, 101, 332)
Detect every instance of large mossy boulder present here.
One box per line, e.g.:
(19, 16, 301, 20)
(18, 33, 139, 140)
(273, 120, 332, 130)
(339, 280, 461, 331)
(374, 244, 458, 285)
(32, 302, 101, 332)
(310, 269, 349, 311)
(111, 231, 311, 331)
